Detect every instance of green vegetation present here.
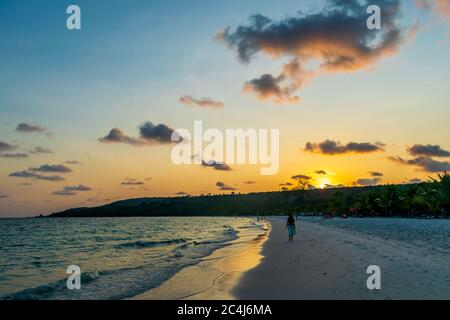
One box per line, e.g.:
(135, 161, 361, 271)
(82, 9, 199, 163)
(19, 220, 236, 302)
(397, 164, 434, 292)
(48, 173, 450, 218)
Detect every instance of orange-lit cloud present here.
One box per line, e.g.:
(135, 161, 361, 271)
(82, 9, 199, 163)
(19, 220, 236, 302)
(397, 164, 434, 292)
(218, 0, 414, 103)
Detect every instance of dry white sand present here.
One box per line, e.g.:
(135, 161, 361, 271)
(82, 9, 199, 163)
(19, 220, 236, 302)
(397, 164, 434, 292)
(234, 217, 450, 300)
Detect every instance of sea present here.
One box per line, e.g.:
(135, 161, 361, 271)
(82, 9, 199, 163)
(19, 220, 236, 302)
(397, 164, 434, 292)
(0, 217, 267, 300)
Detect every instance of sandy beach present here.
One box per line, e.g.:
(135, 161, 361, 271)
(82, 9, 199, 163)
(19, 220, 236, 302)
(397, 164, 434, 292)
(134, 217, 450, 300)
(234, 217, 450, 300)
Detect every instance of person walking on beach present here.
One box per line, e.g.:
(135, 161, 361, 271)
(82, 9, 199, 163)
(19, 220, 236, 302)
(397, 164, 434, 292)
(286, 213, 296, 241)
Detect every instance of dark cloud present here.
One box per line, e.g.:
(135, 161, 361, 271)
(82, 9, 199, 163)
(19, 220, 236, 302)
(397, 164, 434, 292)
(16, 122, 46, 133)
(175, 191, 189, 196)
(355, 178, 381, 186)
(292, 174, 312, 180)
(305, 140, 384, 155)
(314, 170, 328, 175)
(216, 181, 238, 191)
(29, 164, 72, 173)
(99, 122, 180, 146)
(217, 0, 411, 103)
(63, 185, 92, 192)
(179, 96, 224, 109)
(0, 153, 29, 158)
(52, 185, 92, 196)
(369, 171, 384, 177)
(0, 193, 10, 199)
(0, 141, 16, 153)
(99, 128, 143, 146)
(121, 178, 144, 186)
(66, 160, 83, 165)
(407, 144, 450, 157)
(244, 181, 256, 184)
(9, 170, 65, 181)
(389, 156, 450, 173)
(407, 178, 423, 184)
(202, 160, 232, 171)
(29, 146, 53, 154)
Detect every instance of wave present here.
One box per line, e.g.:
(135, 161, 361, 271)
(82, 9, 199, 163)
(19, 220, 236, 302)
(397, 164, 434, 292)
(114, 238, 188, 249)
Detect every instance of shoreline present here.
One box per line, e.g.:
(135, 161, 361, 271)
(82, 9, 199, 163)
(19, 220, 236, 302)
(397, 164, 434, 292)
(131, 220, 271, 300)
(234, 217, 450, 299)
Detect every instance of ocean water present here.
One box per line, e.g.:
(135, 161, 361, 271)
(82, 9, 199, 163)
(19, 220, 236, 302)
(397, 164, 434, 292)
(0, 217, 267, 300)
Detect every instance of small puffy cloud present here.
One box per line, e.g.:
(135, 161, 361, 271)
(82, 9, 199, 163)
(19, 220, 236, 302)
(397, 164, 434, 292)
(304, 140, 384, 155)
(99, 128, 143, 146)
(216, 181, 238, 191)
(64, 185, 92, 191)
(29, 146, 53, 154)
(9, 170, 65, 181)
(0, 141, 16, 153)
(16, 122, 46, 133)
(53, 185, 92, 196)
(99, 122, 180, 146)
(314, 170, 328, 175)
(202, 160, 232, 171)
(121, 178, 144, 186)
(179, 95, 224, 109)
(0, 153, 29, 158)
(355, 178, 381, 186)
(66, 160, 83, 165)
(389, 156, 450, 173)
(407, 144, 450, 157)
(29, 164, 72, 173)
(175, 191, 189, 196)
(369, 171, 384, 177)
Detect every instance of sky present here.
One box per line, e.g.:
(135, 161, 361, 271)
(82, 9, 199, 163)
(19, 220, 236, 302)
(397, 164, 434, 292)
(0, 0, 449, 217)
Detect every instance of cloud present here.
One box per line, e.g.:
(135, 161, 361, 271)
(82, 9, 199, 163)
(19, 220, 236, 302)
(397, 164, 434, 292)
(201, 160, 232, 171)
(217, 0, 412, 103)
(0, 141, 16, 153)
(355, 178, 381, 186)
(29, 146, 53, 154)
(304, 140, 384, 155)
(63, 185, 92, 191)
(121, 178, 144, 186)
(407, 178, 423, 184)
(369, 171, 384, 177)
(389, 156, 450, 173)
(52, 185, 92, 196)
(292, 174, 312, 181)
(66, 160, 83, 165)
(0, 153, 29, 158)
(99, 122, 180, 146)
(99, 128, 144, 146)
(216, 181, 238, 191)
(139, 122, 179, 144)
(175, 191, 189, 196)
(29, 164, 72, 173)
(15, 122, 46, 133)
(314, 170, 328, 175)
(416, 0, 450, 23)
(407, 144, 450, 157)
(244, 181, 256, 184)
(9, 170, 65, 181)
(179, 96, 224, 109)
(0, 193, 10, 199)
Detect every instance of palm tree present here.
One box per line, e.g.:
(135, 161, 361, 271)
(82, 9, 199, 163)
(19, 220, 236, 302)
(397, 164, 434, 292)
(376, 185, 402, 217)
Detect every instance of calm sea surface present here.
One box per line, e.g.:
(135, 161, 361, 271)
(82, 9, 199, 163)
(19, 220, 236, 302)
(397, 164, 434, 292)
(0, 217, 266, 299)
